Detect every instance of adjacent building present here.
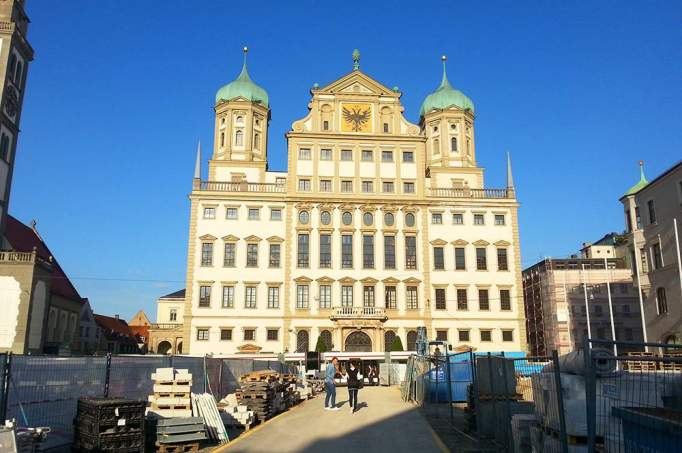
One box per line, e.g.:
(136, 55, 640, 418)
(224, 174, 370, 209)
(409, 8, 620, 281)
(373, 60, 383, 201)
(128, 310, 151, 352)
(179, 50, 526, 355)
(148, 289, 185, 354)
(620, 161, 682, 345)
(93, 314, 141, 354)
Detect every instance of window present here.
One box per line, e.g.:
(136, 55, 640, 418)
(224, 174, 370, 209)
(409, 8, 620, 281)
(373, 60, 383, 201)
(342, 211, 353, 225)
(226, 207, 238, 219)
(625, 209, 632, 232)
(248, 208, 260, 220)
(474, 214, 485, 225)
(267, 287, 279, 308)
(341, 286, 353, 308)
(199, 286, 211, 307)
(656, 287, 668, 315)
(494, 214, 505, 226)
(457, 288, 468, 310)
(405, 212, 416, 227)
(298, 148, 311, 160)
(406, 286, 419, 309)
(635, 207, 642, 229)
(403, 151, 414, 162)
(405, 236, 417, 269)
(269, 244, 281, 268)
(363, 212, 374, 226)
(245, 286, 257, 308)
(384, 212, 395, 226)
(319, 234, 332, 268)
(476, 248, 487, 270)
(342, 235, 353, 268)
(270, 209, 282, 221)
(652, 243, 663, 269)
(244, 329, 255, 341)
(436, 330, 448, 342)
(497, 248, 509, 271)
(363, 286, 375, 307)
(0, 133, 10, 161)
(320, 148, 332, 160)
(450, 137, 457, 152)
(433, 247, 445, 270)
(254, 133, 260, 149)
(169, 308, 177, 322)
(341, 150, 353, 161)
(319, 285, 332, 309)
(435, 288, 446, 310)
(362, 150, 373, 161)
(362, 180, 374, 193)
(382, 151, 393, 162)
(480, 330, 492, 342)
(203, 207, 216, 219)
(298, 179, 311, 191)
(322, 120, 330, 130)
(222, 286, 234, 308)
(384, 235, 396, 269)
(341, 180, 353, 192)
(363, 235, 375, 268)
(432, 213, 443, 224)
(500, 289, 511, 311)
(479, 289, 489, 310)
(220, 132, 225, 147)
(246, 243, 258, 267)
(320, 211, 332, 225)
(299, 210, 310, 224)
(267, 329, 279, 341)
(236, 116, 244, 125)
(453, 213, 464, 225)
(296, 285, 309, 309)
(224, 243, 236, 267)
(383, 181, 395, 193)
(458, 330, 470, 342)
(383, 122, 389, 133)
(320, 180, 332, 192)
(455, 247, 466, 270)
(647, 200, 656, 224)
(385, 286, 397, 309)
(220, 329, 232, 341)
(403, 182, 415, 193)
(297, 234, 310, 267)
(502, 330, 514, 342)
(235, 130, 243, 146)
(197, 329, 209, 341)
(201, 243, 213, 266)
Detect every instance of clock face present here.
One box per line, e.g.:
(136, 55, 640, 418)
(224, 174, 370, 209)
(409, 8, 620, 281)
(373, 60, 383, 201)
(341, 103, 372, 133)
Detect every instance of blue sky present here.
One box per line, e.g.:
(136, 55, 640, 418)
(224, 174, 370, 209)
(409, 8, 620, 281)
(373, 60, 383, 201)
(10, 1, 681, 320)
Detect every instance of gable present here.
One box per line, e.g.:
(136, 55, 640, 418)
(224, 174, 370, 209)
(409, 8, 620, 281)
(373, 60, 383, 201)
(318, 70, 398, 97)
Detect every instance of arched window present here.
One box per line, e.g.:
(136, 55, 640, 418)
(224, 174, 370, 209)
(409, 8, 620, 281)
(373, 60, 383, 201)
(236, 116, 244, 125)
(384, 330, 396, 351)
(320, 330, 332, 351)
(656, 287, 668, 315)
(235, 130, 243, 146)
(451, 137, 457, 152)
(296, 330, 309, 353)
(220, 132, 225, 147)
(407, 330, 418, 351)
(254, 133, 260, 150)
(433, 138, 440, 154)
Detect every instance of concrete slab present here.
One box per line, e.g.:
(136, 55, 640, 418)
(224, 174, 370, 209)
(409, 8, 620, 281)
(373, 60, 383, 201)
(219, 386, 446, 453)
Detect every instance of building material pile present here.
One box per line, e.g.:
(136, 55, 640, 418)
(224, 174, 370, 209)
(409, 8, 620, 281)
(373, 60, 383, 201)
(72, 397, 146, 452)
(150, 417, 207, 453)
(191, 393, 229, 444)
(148, 368, 193, 418)
(236, 371, 282, 421)
(217, 394, 255, 430)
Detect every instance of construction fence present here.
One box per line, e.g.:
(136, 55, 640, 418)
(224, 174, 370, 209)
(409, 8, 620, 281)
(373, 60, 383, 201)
(0, 353, 296, 450)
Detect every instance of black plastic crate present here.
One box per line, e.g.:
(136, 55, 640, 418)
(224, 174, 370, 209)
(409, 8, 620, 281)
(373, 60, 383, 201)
(73, 429, 145, 452)
(77, 398, 146, 424)
(75, 414, 145, 436)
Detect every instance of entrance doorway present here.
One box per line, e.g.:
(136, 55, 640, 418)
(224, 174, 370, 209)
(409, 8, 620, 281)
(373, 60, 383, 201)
(157, 340, 172, 354)
(345, 331, 372, 352)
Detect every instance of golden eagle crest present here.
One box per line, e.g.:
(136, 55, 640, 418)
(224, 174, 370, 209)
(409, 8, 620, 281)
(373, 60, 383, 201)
(342, 105, 371, 132)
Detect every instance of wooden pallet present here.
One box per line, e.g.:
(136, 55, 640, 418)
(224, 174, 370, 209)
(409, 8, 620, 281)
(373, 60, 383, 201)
(151, 403, 191, 411)
(542, 425, 604, 445)
(156, 442, 199, 453)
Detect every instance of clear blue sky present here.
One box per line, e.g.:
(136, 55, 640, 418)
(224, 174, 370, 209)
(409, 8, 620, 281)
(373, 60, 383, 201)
(10, 1, 681, 320)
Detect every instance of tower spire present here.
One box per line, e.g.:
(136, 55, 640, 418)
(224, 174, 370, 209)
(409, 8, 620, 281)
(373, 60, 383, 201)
(506, 151, 515, 189)
(194, 140, 201, 180)
(440, 55, 452, 89)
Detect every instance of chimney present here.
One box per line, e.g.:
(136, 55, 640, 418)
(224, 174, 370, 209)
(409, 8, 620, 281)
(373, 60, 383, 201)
(115, 314, 119, 320)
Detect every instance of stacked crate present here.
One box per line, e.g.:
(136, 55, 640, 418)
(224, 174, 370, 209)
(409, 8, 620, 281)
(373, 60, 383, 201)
(625, 352, 657, 371)
(73, 397, 146, 452)
(661, 351, 682, 371)
(149, 369, 193, 418)
(236, 371, 281, 422)
(150, 417, 206, 453)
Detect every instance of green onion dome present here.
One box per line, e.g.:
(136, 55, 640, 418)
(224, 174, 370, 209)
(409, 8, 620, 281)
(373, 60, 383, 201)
(420, 56, 474, 117)
(215, 48, 269, 107)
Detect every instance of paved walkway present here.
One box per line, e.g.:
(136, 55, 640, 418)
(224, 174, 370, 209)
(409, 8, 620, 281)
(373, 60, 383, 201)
(219, 386, 446, 453)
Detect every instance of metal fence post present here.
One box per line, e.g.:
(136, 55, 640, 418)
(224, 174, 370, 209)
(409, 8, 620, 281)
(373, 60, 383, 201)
(552, 350, 569, 453)
(203, 355, 207, 393)
(500, 355, 513, 451)
(445, 350, 453, 425)
(103, 353, 112, 397)
(582, 337, 596, 451)
(168, 354, 174, 369)
(0, 353, 12, 423)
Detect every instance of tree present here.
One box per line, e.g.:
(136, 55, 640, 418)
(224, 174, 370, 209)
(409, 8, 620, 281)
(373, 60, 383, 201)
(390, 336, 404, 352)
(315, 335, 328, 353)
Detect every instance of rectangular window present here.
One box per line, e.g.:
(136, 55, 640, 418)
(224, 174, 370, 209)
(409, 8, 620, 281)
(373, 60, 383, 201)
(320, 148, 332, 160)
(296, 285, 309, 309)
(226, 207, 238, 219)
(453, 213, 464, 225)
(435, 288, 446, 310)
(476, 248, 487, 270)
(169, 309, 177, 321)
(458, 330, 470, 342)
(222, 286, 234, 308)
(199, 286, 211, 308)
(382, 150, 393, 162)
(405, 236, 417, 270)
(455, 247, 466, 270)
(406, 286, 419, 309)
(500, 289, 511, 311)
(363, 234, 374, 268)
(319, 234, 332, 268)
(384, 235, 396, 269)
(383, 122, 389, 133)
(385, 286, 397, 309)
(267, 329, 279, 341)
(635, 206, 643, 229)
(320, 179, 332, 192)
(652, 243, 662, 269)
(432, 213, 443, 224)
(297, 234, 309, 267)
(248, 208, 260, 220)
(403, 182, 415, 193)
(457, 289, 468, 310)
(269, 243, 281, 268)
(341, 180, 353, 192)
(298, 148, 311, 160)
(319, 285, 332, 309)
(433, 247, 445, 270)
(342, 235, 353, 268)
(245, 286, 257, 309)
(480, 330, 492, 342)
(197, 329, 209, 341)
(246, 243, 258, 267)
(502, 330, 514, 342)
(494, 214, 506, 225)
(298, 179, 311, 191)
(224, 243, 236, 267)
(362, 150, 373, 161)
(497, 248, 509, 271)
(382, 181, 395, 193)
(244, 329, 255, 341)
(203, 207, 216, 219)
(647, 200, 656, 224)
(363, 286, 375, 307)
(625, 209, 632, 232)
(402, 151, 414, 162)
(270, 208, 282, 221)
(436, 330, 448, 341)
(341, 286, 353, 308)
(362, 180, 374, 193)
(474, 214, 485, 225)
(267, 287, 279, 309)
(341, 149, 353, 161)
(220, 329, 232, 341)
(478, 289, 489, 310)
(201, 243, 213, 266)
(323, 120, 329, 130)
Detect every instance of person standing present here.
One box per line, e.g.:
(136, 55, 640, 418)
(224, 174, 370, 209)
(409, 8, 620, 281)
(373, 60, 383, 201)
(345, 360, 361, 413)
(324, 357, 339, 411)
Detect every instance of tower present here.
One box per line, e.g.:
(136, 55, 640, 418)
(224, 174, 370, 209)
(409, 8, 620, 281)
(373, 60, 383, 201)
(0, 0, 33, 243)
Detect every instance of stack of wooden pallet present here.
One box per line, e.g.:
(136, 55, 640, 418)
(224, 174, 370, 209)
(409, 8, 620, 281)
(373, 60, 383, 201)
(236, 371, 282, 421)
(149, 368, 193, 418)
(661, 351, 682, 371)
(625, 352, 657, 371)
(150, 417, 206, 453)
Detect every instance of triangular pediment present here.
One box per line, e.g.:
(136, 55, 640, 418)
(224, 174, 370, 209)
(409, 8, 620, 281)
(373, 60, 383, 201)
(319, 71, 398, 97)
(360, 277, 379, 284)
(237, 343, 263, 353)
(267, 235, 285, 243)
(382, 277, 400, 284)
(222, 234, 239, 242)
(430, 239, 448, 246)
(244, 234, 262, 242)
(473, 240, 490, 247)
(494, 240, 511, 247)
(452, 239, 469, 246)
(199, 234, 217, 241)
(294, 276, 313, 283)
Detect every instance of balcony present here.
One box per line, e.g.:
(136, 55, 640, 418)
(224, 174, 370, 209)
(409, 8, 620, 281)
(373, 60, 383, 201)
(330, 307, 388, 321)
(429, 187, 512, 199)
(150, 323, 183, 331)
(0, 250, 35, 264)
(196, 180, 286, 193)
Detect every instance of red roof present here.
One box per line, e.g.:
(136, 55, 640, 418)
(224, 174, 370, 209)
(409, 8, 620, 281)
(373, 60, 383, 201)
(4, 215, 83, 303)
(94, 314, 136, 339)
